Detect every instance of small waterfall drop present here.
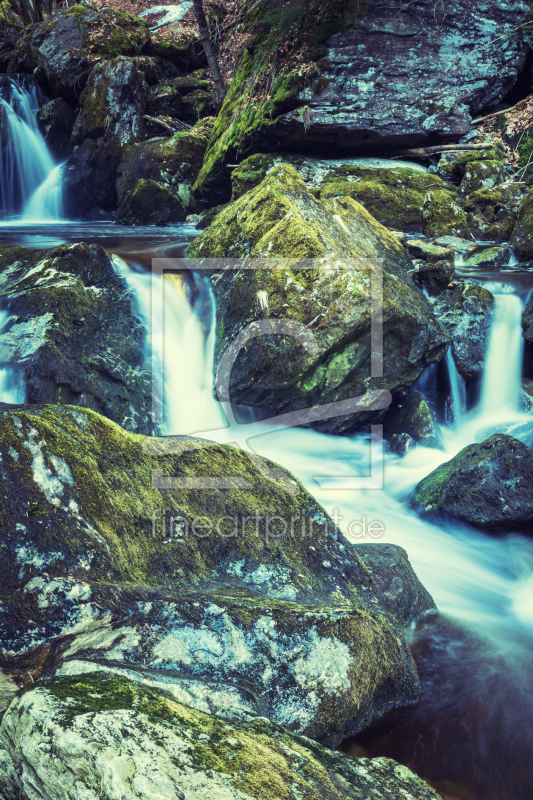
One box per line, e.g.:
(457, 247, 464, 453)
(0, 310, 24, 403)
(0, 75, 63, 222)
(445, 348, 467, 423)
(479, 291, 524, 418)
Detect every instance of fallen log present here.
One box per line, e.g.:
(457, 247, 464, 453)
(388, 143, 492, 158)
(143, 115, 191, 133)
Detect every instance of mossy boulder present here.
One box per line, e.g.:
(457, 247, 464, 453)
(437, 148, 505, 183)
(385, 390, 443, 450)
(464, 184, 524, 240)
(411, 434, 533, 530)
(0, 244, 151, 432)
(0, 674, 439, 800)
(36, 97, 74, 158)
(434, 281, 494, 381)
(150, 29, 205, 71)
(412, 259, 454, 296)
(187, 164, 449, 435)
(457, 159, 505, 201)
(116, 122, 212, 214)
(510, 188, 533, 260)
(63, 139, 124, 216)
(29, 6, 151, 102)
(406, 240, 454, 263)
(464, 246, 510, 268)
(71, 57, 147, 146)
(0, 402, 435, 744)
(116, 178, 186, 225)
(182, 88, 216, 122)
(145, 83, 184, 121)
(320, 165, 454, 233)
(422, 190, 470, 238)
(231, 153, 276, 200)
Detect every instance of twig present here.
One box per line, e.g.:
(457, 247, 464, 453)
(472, 96, 533, 126)
(388, 143, 493, 158)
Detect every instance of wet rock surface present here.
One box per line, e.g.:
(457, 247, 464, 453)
(0, 244, 151, 432)
(63, 139, 124, 217)
(117, 178, 186, 225)
(434, 281, 494, 381)
(0, 403, 435, 747)
(411, 434, 533, 530)
(187, 164, 449, 434)
(37, 98, 74, 158)
(385, 391, 443, 450)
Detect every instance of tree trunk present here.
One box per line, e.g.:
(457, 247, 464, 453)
(192, 0, 226, 103)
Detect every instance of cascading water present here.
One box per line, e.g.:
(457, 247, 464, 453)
(114, 255, 533, 800)
(0, 74, 63, 222)
(445, 348, 467, 423)
(0, 310, 24, 403)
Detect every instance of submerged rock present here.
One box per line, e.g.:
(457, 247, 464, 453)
(0, 244, 151, 432)
(0, 673, 440, 800)
(71, 57, 147, 146)
(411, 434, 533, 530)
(36, 98, 74, 158)
(116, 178, 186, 225)
(434, 281, 494, 381)
(385, 391, 443, 450)
(320, 165, 454, 233)
(187, 164, 449, 434)
(0, 403, 435, 746)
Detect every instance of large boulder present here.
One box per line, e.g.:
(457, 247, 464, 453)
(434, 281, 494, 381)
(28, 6, 151, 102)
(187, 164, 449, 434)
(0, 402, 435, 746)
(194, 0, 531, 201)
(0, 244, 151, 432)
(384, 391, 443, 450)
(510, 188, 533, 260)
(0, 674, 439, 800)
(63, 139, 124, 216)
(320, 164, 455, 233)
(116, 178, 186, 225)
(37, 98, 74, 158)
(411, 434, 533, 530)
(71, 57, 147, 146)
(116, 122, 213, 214)
(422, 190, 470, 238)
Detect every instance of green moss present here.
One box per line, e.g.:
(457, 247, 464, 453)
(422, 189, 470, 238)
(518, 126, 533, 181)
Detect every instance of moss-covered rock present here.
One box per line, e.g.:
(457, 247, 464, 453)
(145, 83, 184, 121)
(510, 188, 533, 259)
(434, 281, 494, 381)
(412, 259, 454, 296)
(63, 139, 124, 216)
(437, 148, 505, 183)
(411, 434, 533, 530)
(457, 159, 505, 201)
(187, 164, 449, 434)
(71, 57, 147, 146)
(116, 178, 186, 225)
(464, 246, 510, 268)
(464, 184, 524, 240)
(422, 190, 470, 238)
(0, 244, 151, 432)
(406, 240, 454, 263)
(0, 402, 435, 743)
(0, 674, 439, 800)
(385, 390, 443, 450)
(182, 87, 217, 121)
(29, 6, 151, 102)
(36, 97, 74, 159)
(231, 153, 277, 200)
(320, 165, 454, 233)
(116, 121, 212, 213)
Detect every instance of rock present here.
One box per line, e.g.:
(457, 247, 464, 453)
(0, 21, 20, 72)
(145, 83, 184, 120)
(0, 244, 151, 432)
(434, 281, 494, 381)
(436, 148, 506, 184)
(510, 188, 533, 260)
(150, 29, 205, 71)
(413, 260, 455, 296)
(457, 159, 505, 202)
(319, 165, 455, 233)
(36, 98, 74, 158)
(231, 153, 276, 200)
(182, 88, 217, 121)
(422, 190, 470, 238)
(464, 246, 510, 268)
(411, 434, 533, 530)
(521, 294, 533, 343)
(406, 240, 454, 263)
(194, 0, 531, 200)
(187, 164, 449, 434)
(433, 236, 479, 256)
(116, 178, 186, 225)
(389, 432, 416, 457)
(71, 57, 147, 146)
(116, 121, 212, 214)
(29, 6, 151, 102)
(169, 69, 210, 96)
(464, 184, 524, 240)
(385, 391, 443, 450)
(63, 139, 124, 217)
(0, 402, 435, 746)
(0, 674, 440, 800)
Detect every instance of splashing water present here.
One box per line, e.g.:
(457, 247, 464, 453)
(0, 75, 64, 222)
(0, 310, 24, 403)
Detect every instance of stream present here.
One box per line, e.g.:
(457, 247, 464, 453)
(1, 74, 533, 800)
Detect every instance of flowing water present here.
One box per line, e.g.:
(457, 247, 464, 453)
(0, 75, 63, 221)
(110, 251, 533, 800)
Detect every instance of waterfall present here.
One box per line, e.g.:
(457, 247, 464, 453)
(445, 348, 467, 422)
(0, 310, 24, 403)
(0, 75, 63, 222)
(479, 292, 524, 418)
